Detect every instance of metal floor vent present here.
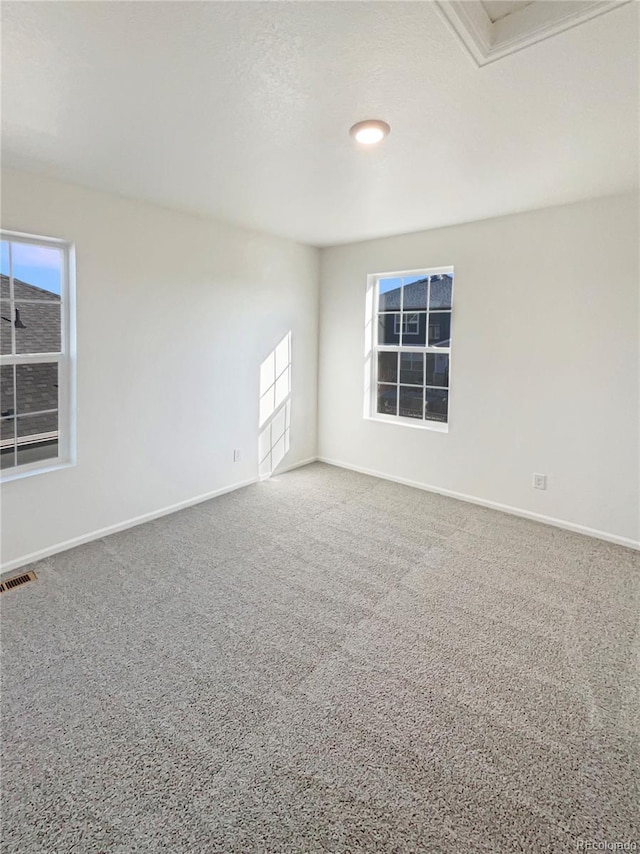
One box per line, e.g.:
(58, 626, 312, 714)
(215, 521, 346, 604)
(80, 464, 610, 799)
(0, 570, 37, 594)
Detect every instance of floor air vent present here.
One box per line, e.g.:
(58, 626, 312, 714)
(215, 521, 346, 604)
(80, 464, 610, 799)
(0, 571, 37, 594)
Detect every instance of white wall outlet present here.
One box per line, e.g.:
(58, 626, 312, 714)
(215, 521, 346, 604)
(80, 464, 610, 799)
(533, 473, 547, 490)
(233, 449, 241, 462)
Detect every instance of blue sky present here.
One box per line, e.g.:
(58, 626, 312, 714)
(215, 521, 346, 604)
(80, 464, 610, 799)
(1, 241, 61, 296)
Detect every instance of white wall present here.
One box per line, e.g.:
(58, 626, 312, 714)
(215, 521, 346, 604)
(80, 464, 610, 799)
(318, 194, 640, 547)
(1, 169, 319, 569)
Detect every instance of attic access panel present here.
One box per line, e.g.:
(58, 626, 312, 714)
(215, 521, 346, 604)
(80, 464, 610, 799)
(435, 0, 630, 66)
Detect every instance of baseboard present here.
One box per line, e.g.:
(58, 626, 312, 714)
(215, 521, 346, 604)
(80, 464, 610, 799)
(0, 475, 259, 575)
(317, 456, 640, 551)
(4, 455, 636, 574)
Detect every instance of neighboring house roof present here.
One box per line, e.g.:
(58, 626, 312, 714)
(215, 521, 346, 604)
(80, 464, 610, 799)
(381, 275, 452, 311)
(1, 275, 60, 427)
(1, 275, 61, 355)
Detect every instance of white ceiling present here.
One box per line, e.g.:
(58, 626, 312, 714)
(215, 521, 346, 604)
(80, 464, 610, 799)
(1, 1, 638, 247)
(480, 1, 534, 23)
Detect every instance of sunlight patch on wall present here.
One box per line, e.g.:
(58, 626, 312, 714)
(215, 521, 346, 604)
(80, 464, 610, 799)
(258, 332, 291, 478)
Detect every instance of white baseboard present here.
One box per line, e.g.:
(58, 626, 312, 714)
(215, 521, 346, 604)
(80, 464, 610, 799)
(317, 456, 640, 551)
(0, 475, 259, 575)
(4, 455, 637, 575)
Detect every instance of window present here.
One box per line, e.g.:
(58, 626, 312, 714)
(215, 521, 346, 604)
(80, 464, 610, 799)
(366, 267, 453, 428)
(1, 232, 75, 478)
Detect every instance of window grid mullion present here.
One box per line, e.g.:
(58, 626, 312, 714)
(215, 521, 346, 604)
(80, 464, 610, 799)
(426, 275, 431, 349)
(15, 408, 58, 419)
(12, 299, 62, 306)
(8, 241, 16, 359)
(422, 352, 426, 421)
(12, 363, 17, 466)
(376, 346, 450, 354)
(396, 296, 401, 415)
(399, 276, 404, 348)
(0, 353, 63, 366)
(9, 234, 17, 465)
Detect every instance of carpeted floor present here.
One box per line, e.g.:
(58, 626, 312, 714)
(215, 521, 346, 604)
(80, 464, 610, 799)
(1, 462, 639, 853)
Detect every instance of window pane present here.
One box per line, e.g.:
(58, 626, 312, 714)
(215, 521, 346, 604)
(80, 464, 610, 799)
(378, 277, 402, 312)
(1, 365, 14, 417)
(1, 304, 12, 354)
(0, 241, 8, 278)
(16, 412, 59, 466)
(377, 351, 397, 383)
(401, 312, 426, 347)
(428, 311, 451, 347)
(0, 418, 15, 469)
(378, 313, 400, 346)
(13, 302, 61, 354)
(399, 352, 424, 385)
(399, 385, 423, 419)
(377, 384, 397, 416)
(402, 277, 428, 311)
(1, 417, 14, 439)
(16, 363, 58, 415)
(0, 417, 15, 469)
(429, 274, 453, 309)
(12, 242, 62, 298)
(426, 353, 449, 388)
(425, 389, 448, 422)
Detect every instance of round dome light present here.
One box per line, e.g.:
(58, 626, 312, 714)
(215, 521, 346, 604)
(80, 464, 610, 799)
(349, 119, 390, 145)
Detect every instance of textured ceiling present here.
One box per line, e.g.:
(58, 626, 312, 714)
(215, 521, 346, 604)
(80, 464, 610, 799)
(1, 1, 638, 246)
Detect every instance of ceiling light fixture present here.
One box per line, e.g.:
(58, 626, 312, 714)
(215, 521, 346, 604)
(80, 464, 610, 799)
(349, 119, 390, 145)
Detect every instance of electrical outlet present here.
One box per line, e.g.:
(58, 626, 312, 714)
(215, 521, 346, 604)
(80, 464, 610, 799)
(533, 473, 547, 490)
(233, 449, 241, 462)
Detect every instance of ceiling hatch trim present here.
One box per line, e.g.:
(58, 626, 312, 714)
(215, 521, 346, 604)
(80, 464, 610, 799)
(435, 0, 631, 66)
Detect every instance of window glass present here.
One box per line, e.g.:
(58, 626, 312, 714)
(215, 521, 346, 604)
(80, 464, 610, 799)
(377, 384, 397, 416)
(377, 351, 398, 383)
(400, 312, 426, 347)
(378, 313, 400, 346)
(378, 277, 403, 313)
(428, 312, 451, 348)
(11, 242, 62, 298)
(399, 352, 424, 385)
(429, 274, 452, 309)
(402, 276, 428, 311)
(399, 386, 423, 419)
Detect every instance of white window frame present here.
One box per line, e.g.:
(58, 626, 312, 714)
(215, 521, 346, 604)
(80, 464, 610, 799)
(364, 265, 453, 433)
(1, 230, 76, 481)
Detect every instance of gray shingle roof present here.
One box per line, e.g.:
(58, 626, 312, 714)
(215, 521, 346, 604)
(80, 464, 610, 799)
(380, 275, 452, 311)
(1, 275, 61, 355)
(1, 275, 60, 427)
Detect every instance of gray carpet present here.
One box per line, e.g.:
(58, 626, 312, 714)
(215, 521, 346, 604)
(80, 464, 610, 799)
(1, 462, 639, 853)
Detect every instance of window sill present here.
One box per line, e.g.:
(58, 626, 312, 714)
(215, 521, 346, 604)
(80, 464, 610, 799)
(365, 414, 449, 433)
(0, 458, 75, 483)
